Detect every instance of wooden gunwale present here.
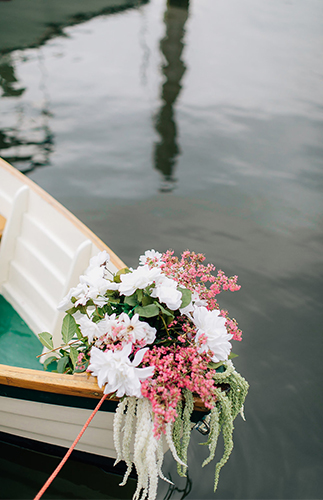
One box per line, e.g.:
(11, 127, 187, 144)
(0, 364, 206, 410)
(0, 364, 107, 399)
(0, 214, 5, 239)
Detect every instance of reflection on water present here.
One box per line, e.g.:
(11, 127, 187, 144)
(154, 0, 189, 192)
(0, 51, 54, 173)
(0, 0, 148, 173)
(0, 0, 149, 54)
(0, 57, 25, 97)
(163, 472, 192, 500)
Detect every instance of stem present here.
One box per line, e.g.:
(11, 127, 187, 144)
(95, 304, 104, 319)
(36, 339, 83, 358)
(106, 268, 115, 278)
(160, 313, 169, 336)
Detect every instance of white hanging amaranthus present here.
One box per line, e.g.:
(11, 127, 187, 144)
(113, 397, 179, 500)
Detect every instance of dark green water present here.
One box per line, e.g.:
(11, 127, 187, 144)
(1, 0, 323, 498)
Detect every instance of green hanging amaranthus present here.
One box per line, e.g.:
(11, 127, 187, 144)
(172, 361, 249, 492)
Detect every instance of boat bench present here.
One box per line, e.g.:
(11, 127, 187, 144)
(0, 158, 123, 350)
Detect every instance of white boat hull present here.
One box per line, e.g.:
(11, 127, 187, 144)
(0, 395, 117, 459)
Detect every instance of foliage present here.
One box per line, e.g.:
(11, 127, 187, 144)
(38, 249, 248, 500)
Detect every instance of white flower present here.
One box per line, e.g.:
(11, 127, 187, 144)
(93, 313, 156, 346)
(118, 265, 161, 296)
(139, 249, 163, 266)
(77, 315, 109, 343)
(57, 251, 115, 312)
(151, 275, 182, 311)
(85, 250, 110, 275)
(193, 306, 232, 362)
(79, 265, 113, 303)
(57, 282, 89, 311)
(88, 343, 155, 398)
(120, 313, 156, 345)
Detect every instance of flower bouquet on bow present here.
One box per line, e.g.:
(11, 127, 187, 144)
(39, 249, 249, 500)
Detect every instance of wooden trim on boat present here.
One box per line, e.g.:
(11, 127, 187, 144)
(0, 157, 125, 270)
(0, 364, 108, 399)
(0, 364, 206, 411)
(0, 214, 5, 240)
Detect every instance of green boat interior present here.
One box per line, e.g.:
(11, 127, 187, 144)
(0, 295, 43, 370)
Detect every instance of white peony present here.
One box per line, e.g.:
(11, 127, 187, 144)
(88, 343, 155, 398)
(151, 275, 182, 311)
(118, 265, 162, 296)
(193, 306, 233, 363)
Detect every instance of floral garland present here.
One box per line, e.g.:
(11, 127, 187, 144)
(39, 249, 249, 500)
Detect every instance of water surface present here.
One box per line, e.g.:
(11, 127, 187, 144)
(0, 0, 322, 498)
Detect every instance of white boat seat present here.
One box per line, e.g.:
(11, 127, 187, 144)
(0, 184, 95, 348)
(0, 160, 123, 350)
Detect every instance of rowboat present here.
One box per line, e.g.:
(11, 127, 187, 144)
(0, 157, 129, 470)
(0, 158, 206, 473)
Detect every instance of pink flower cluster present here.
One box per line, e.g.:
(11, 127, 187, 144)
(141, 345, 219, 437)
(159, 250, 242, 340)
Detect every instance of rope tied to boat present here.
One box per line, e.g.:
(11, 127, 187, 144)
(33, 393, 108, 500)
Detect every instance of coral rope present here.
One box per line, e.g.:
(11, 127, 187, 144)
(34, 393, 108, 500)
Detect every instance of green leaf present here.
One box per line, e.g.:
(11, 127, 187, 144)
(208, 353, 238, 370)
(69, 346, 79, 368)
(76, 324, 83, 340)
(117, 267, 130, 276)
(61, 314, 77, 344)
(156, 302, 174, 318)
(109, 299, 120, 307)
(43, 356, 58, 370)
(142, 295, 154, 307)
(178, 287, 192, 309)
(135, 304, 159, 318)
(57, 356, 69, 373)
(38, 332, 53, 350)
(208, 361, 224, 370)
(92, 312, 103, 323)
(66, 305, 88, 316)
(136, 289, 143, 302)
(124, 293, 138, 307)
(113, 268, 130, 283)
(65, 306, 78, 315)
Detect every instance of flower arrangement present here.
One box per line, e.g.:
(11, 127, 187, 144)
(39, 249, 249, 500)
